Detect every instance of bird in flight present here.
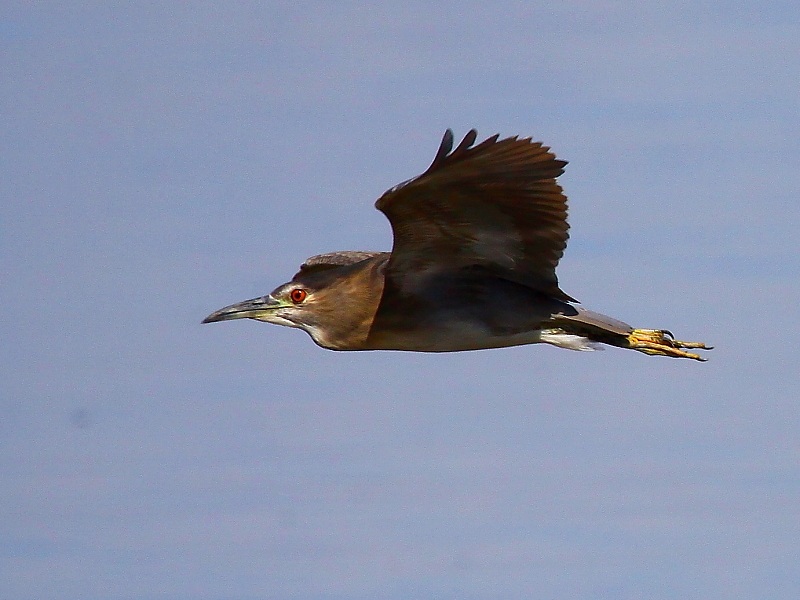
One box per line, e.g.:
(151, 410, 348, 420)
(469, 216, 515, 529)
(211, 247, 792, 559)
(204, 130, 711, 360)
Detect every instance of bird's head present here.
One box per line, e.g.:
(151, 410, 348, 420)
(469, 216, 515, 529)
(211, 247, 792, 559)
(202, 278, 340, 346)
(202, 254, 387, 350)
(202, 281, 315, 326)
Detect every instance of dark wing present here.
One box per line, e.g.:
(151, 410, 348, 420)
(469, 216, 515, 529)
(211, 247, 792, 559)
(375, 129, 575, 302)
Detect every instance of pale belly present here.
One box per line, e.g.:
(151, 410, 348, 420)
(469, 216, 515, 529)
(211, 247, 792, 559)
(365, 322, 596, 353)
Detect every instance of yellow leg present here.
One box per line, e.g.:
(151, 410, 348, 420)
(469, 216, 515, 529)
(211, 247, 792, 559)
(626, 329, 712, 361)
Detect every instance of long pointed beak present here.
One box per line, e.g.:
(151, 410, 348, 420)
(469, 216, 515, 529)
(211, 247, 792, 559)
(202, 295, 281, 323)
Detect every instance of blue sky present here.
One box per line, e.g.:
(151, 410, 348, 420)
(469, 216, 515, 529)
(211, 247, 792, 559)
(2, 3, 799, 599)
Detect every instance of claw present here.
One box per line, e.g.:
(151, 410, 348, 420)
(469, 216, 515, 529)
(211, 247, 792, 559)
(626, 329, 712, 361)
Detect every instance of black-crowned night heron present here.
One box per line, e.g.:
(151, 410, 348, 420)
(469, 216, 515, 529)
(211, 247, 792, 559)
(204, 130, 711, 361)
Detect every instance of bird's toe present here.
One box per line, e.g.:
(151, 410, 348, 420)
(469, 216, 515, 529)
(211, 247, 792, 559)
(626, 328, 712, 361)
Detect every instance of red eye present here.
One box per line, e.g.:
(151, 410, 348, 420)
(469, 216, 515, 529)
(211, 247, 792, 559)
(290, 288, 307, 304)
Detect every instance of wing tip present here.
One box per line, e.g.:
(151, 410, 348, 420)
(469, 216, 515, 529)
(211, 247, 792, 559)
(430, 129, 455, 170)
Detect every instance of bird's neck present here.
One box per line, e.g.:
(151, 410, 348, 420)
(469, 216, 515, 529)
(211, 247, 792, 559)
(307, 255, 388, 350)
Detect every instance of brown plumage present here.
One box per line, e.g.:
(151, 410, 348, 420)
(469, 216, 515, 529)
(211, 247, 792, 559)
(377, 129, 573, 302)
(203, 130, 711, 360)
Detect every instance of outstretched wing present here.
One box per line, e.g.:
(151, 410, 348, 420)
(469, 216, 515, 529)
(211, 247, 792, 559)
(375, 129, 574, 302)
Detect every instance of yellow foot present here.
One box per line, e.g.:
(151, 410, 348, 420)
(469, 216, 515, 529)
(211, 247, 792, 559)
(627, 329, 712, 361)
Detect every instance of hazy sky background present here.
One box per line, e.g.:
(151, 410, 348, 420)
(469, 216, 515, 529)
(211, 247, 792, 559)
(2, 2, 799, 599)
